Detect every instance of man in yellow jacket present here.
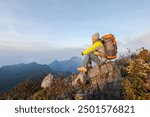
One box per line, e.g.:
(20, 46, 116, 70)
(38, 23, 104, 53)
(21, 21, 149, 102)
(77, 32, 107, 73)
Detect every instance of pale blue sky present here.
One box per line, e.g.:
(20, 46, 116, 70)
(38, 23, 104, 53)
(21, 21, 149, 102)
(0, 0, 150, 66)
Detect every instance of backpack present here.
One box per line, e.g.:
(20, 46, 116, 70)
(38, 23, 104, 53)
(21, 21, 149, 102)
(102, 34, 117, 59)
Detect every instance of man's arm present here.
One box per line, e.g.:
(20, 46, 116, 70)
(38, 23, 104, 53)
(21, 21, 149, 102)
(82, 41, 104, 55)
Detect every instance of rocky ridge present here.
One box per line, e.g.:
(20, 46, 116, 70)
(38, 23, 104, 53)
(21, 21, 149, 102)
(38, 62, 122, 100)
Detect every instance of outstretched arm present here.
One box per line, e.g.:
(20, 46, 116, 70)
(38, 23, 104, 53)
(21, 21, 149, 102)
(82, 41, 103, 55)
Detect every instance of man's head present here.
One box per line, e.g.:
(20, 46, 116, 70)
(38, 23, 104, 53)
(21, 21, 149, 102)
(92, 32, 100, 44)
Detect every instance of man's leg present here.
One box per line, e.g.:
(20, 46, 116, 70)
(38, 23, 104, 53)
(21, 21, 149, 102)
(77, 54, 91, 73)
(83, 54, 90, 68)
(78, 53, 104, 73)
(77, 53, 103, 82)
(88, 53, 104, 65)
(83, 53, 104, 67)
(78, 54, 90, 81)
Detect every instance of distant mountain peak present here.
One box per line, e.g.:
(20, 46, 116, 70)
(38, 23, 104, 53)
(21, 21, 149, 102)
(71, 56, 81, 59)
(53, 60, 59, 63)
(49, 56, 82, 73)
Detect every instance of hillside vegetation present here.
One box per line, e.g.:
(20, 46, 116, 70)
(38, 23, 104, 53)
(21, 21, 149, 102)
(121, 48, 150, 99)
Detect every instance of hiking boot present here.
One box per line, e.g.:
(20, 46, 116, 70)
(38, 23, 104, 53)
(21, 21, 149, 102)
(77, 67, 87, 73)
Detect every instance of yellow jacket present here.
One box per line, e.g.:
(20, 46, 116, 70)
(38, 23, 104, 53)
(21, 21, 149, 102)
(82, 40, 104, 55)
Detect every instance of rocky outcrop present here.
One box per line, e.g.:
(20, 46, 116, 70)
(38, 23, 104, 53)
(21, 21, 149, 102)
(41, 74, 55, 89)
(72, 62, 122, 99)
(14, 62, 122, 100)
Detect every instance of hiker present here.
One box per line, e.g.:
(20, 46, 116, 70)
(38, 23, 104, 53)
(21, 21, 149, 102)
(77, 32, 107, 73)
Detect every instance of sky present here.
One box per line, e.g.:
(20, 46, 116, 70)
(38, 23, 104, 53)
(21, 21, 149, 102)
(0, 0, 150, 67)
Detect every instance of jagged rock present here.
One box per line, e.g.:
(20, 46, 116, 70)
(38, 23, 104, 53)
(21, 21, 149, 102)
(72, 62, 122, 99)
(72, 72, 86, 86)
(41, 74, 54, 89)
(89, 62, 122, 99)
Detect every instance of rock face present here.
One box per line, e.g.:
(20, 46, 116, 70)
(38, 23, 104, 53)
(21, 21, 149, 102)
(72, 62, 122, 100)
(41, 74, 54, 89)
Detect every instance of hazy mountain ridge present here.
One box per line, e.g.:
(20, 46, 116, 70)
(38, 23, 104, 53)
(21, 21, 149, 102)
(49, 56, 82, 73)
(0, 62, 50, 93)
(0, 57, 82, 94)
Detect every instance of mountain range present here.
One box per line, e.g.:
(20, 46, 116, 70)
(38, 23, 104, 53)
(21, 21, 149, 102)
(0, 62, 50, 93)
(0, 56, 82, 94)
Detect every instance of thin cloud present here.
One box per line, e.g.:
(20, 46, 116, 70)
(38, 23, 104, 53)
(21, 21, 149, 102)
(21, 57, 40, 63)
(118, 32, 150, 54)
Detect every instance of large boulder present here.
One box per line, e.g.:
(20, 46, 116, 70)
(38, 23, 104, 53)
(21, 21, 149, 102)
(41, 74, 55, 89)
(72, 62, 122, 99)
